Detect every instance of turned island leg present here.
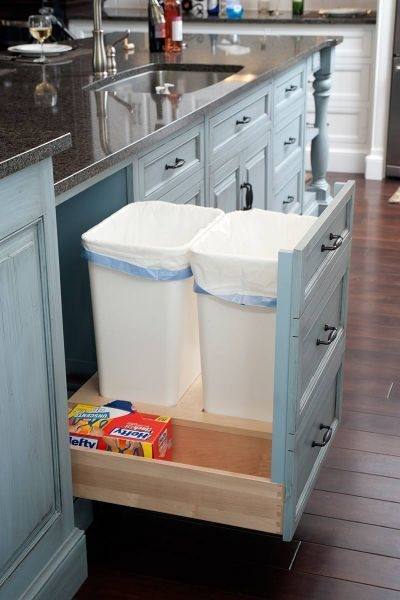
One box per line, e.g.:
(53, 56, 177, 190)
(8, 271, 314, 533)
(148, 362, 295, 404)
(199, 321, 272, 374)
(309, 46, 335, 208)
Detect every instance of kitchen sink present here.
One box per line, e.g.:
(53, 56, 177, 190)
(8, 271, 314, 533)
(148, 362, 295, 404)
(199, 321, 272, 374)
(93, 64, 243, 95)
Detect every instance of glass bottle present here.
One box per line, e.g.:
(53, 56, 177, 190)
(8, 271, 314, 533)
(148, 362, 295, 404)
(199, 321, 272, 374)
(292, 0, 303, 16)
(148, 0, 166, 52)
(164, 0, 183, 53)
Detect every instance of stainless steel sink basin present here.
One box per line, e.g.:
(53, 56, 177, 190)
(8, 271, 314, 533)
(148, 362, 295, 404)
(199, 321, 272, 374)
(95, 65, 243, 95)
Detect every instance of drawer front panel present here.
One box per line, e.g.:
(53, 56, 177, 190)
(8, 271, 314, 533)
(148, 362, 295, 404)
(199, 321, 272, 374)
(139, 126, 203, 199)
(209, 89, 270, 159)
(290, 181, 355, 318)
(272, 168, 302, 214)
(274, 111, 303, 170)
(275, 65, 306, 117)
(299, 276, 344, 404)
(295, 369, 339, 506)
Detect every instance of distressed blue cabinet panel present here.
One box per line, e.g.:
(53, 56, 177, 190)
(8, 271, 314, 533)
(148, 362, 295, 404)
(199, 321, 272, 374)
(56, 168, 129, 381)
(158, 179, 205, 205)
(272, 180, 355, 541)
(0, 225, 56, 574)
(0, 160, 86, 599)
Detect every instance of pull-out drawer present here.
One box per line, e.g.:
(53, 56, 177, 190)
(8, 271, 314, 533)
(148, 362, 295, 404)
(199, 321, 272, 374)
(271, 167, 302, 214)
(274, 64, 306, 119)
(138, 125, 204, 200)
(209, 87, 271, 163)
(71, 376, 283, 535)
(273, 108, 303, 181)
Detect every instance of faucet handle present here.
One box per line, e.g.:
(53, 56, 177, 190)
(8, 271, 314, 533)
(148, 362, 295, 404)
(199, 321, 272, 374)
(122, 30, 135, 51)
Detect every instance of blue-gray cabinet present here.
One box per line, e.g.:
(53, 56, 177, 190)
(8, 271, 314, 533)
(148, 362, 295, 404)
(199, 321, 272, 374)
(0, 160, 86, 599)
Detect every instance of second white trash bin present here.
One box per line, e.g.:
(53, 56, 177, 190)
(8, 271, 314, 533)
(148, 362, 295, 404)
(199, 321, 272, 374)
(190, 209, 318, 422)
(82, 201, 223, 407)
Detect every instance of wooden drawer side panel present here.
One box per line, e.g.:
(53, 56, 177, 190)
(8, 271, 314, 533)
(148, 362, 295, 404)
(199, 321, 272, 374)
(71, 449, 283, 534)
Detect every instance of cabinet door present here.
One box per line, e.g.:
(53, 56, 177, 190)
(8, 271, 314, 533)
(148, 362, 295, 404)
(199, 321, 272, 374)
(210, 155, 241, 212)
(0, 161, 86, 599)
(242, 134, 270, 210)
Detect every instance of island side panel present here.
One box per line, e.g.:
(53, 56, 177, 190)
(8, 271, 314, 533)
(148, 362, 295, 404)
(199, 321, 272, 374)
(56, 167, 131, 386)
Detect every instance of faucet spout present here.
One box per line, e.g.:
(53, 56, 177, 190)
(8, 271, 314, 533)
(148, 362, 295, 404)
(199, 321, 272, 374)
(93, 0, 107, 76)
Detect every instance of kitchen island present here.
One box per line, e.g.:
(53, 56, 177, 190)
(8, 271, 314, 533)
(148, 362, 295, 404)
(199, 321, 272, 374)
(0, 31, 349, 598)
(1, 32, 339, 382)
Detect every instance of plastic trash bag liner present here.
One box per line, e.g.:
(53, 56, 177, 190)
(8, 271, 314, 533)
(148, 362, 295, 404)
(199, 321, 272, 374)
(190, 209, 318, 306)
(82, 201, 224, 281)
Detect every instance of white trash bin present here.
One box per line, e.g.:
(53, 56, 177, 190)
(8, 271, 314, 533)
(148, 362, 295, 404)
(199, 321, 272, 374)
(190, 209, 317, 422)
(82, 201, 223, 407)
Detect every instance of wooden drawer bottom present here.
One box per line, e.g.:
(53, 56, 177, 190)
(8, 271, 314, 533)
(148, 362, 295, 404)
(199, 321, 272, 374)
(70, 376, 283, 534)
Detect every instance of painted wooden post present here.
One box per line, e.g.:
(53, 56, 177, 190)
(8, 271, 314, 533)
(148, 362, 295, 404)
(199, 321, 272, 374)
(309, 46, 335, 208)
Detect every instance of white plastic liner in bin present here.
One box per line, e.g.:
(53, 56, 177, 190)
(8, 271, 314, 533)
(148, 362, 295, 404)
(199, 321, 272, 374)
(82, 201, 224, 407)
(190, 209, 318, 422)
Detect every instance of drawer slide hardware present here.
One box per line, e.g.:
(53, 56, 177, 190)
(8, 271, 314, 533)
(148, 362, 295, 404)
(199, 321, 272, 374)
(236, 116, 252, 125)
(241, 182, 254, 211)
(285, 84, 298, 93)
(284, 137, 296, 146)
(321, 233, 343, 252)
(312, 424, 333, 448)
(316, 324, 338, 346)
(165, 158, 186, 170)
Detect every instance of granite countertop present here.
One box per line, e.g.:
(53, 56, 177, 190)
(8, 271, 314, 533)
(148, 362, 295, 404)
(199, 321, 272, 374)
(0, 33, 339, 195)
(67, 5, 376, 25)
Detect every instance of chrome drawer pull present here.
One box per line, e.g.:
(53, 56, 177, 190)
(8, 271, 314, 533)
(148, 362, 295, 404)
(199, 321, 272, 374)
(316, 324, 338, 346)
(241, 182, 253, 211)
(284, 137, 296, 146)
(236, 115, 252, 125)
(285, 84, 298, 93)
(312, 424, 333, 448)
(165, 158, 185, 170)
(321, 233, 343, 252)
(283, 195, 295, 204)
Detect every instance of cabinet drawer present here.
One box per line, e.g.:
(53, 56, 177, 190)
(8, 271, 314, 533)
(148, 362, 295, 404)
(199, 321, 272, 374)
(272, 168, 302, 214)
(295, 272, 347, 427)
(274, 64, 306, 118)
(138, 126, 203, 200)
(209, 88, 270, 160)
(70, 376, 283, 535)
(274, 110, 303, 172)
(295, 367, 339, 507)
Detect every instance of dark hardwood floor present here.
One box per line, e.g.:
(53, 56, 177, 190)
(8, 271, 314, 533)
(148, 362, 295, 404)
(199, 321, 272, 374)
(76, 174, 400, 599)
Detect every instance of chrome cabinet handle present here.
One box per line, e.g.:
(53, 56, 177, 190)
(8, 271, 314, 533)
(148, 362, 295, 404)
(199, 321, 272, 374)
(165, 158, 185, 170)
(285, 84, 298, 93)
(236, 116, 252, 125)
(283, 195, 295, 204)
(316, 324, 338, 346)
(241, 182, 253, 211)
(284, 137, 296, 146)
(312, 424, 333, 448)
(321, 233, 343, 252)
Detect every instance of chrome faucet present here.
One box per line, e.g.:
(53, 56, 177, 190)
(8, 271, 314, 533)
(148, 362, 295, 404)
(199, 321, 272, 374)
(93, 0, 107, 77)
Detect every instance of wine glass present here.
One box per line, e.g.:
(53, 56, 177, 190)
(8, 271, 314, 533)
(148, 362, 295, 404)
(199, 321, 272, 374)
(34, 65, 57, 108)
(28, 14, 52, 63)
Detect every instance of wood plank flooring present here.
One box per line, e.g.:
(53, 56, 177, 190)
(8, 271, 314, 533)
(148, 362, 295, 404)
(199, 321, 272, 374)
(76, 175, 400, 599)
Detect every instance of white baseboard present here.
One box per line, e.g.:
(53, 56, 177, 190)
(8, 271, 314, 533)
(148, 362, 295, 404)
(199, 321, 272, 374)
(365, 152, 386, 180)
(306, 148, 367, 175)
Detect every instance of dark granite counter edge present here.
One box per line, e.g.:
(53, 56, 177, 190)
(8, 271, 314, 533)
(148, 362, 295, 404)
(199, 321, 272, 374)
(54, 37, 339, 196)
(0, 133, 71, 181)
